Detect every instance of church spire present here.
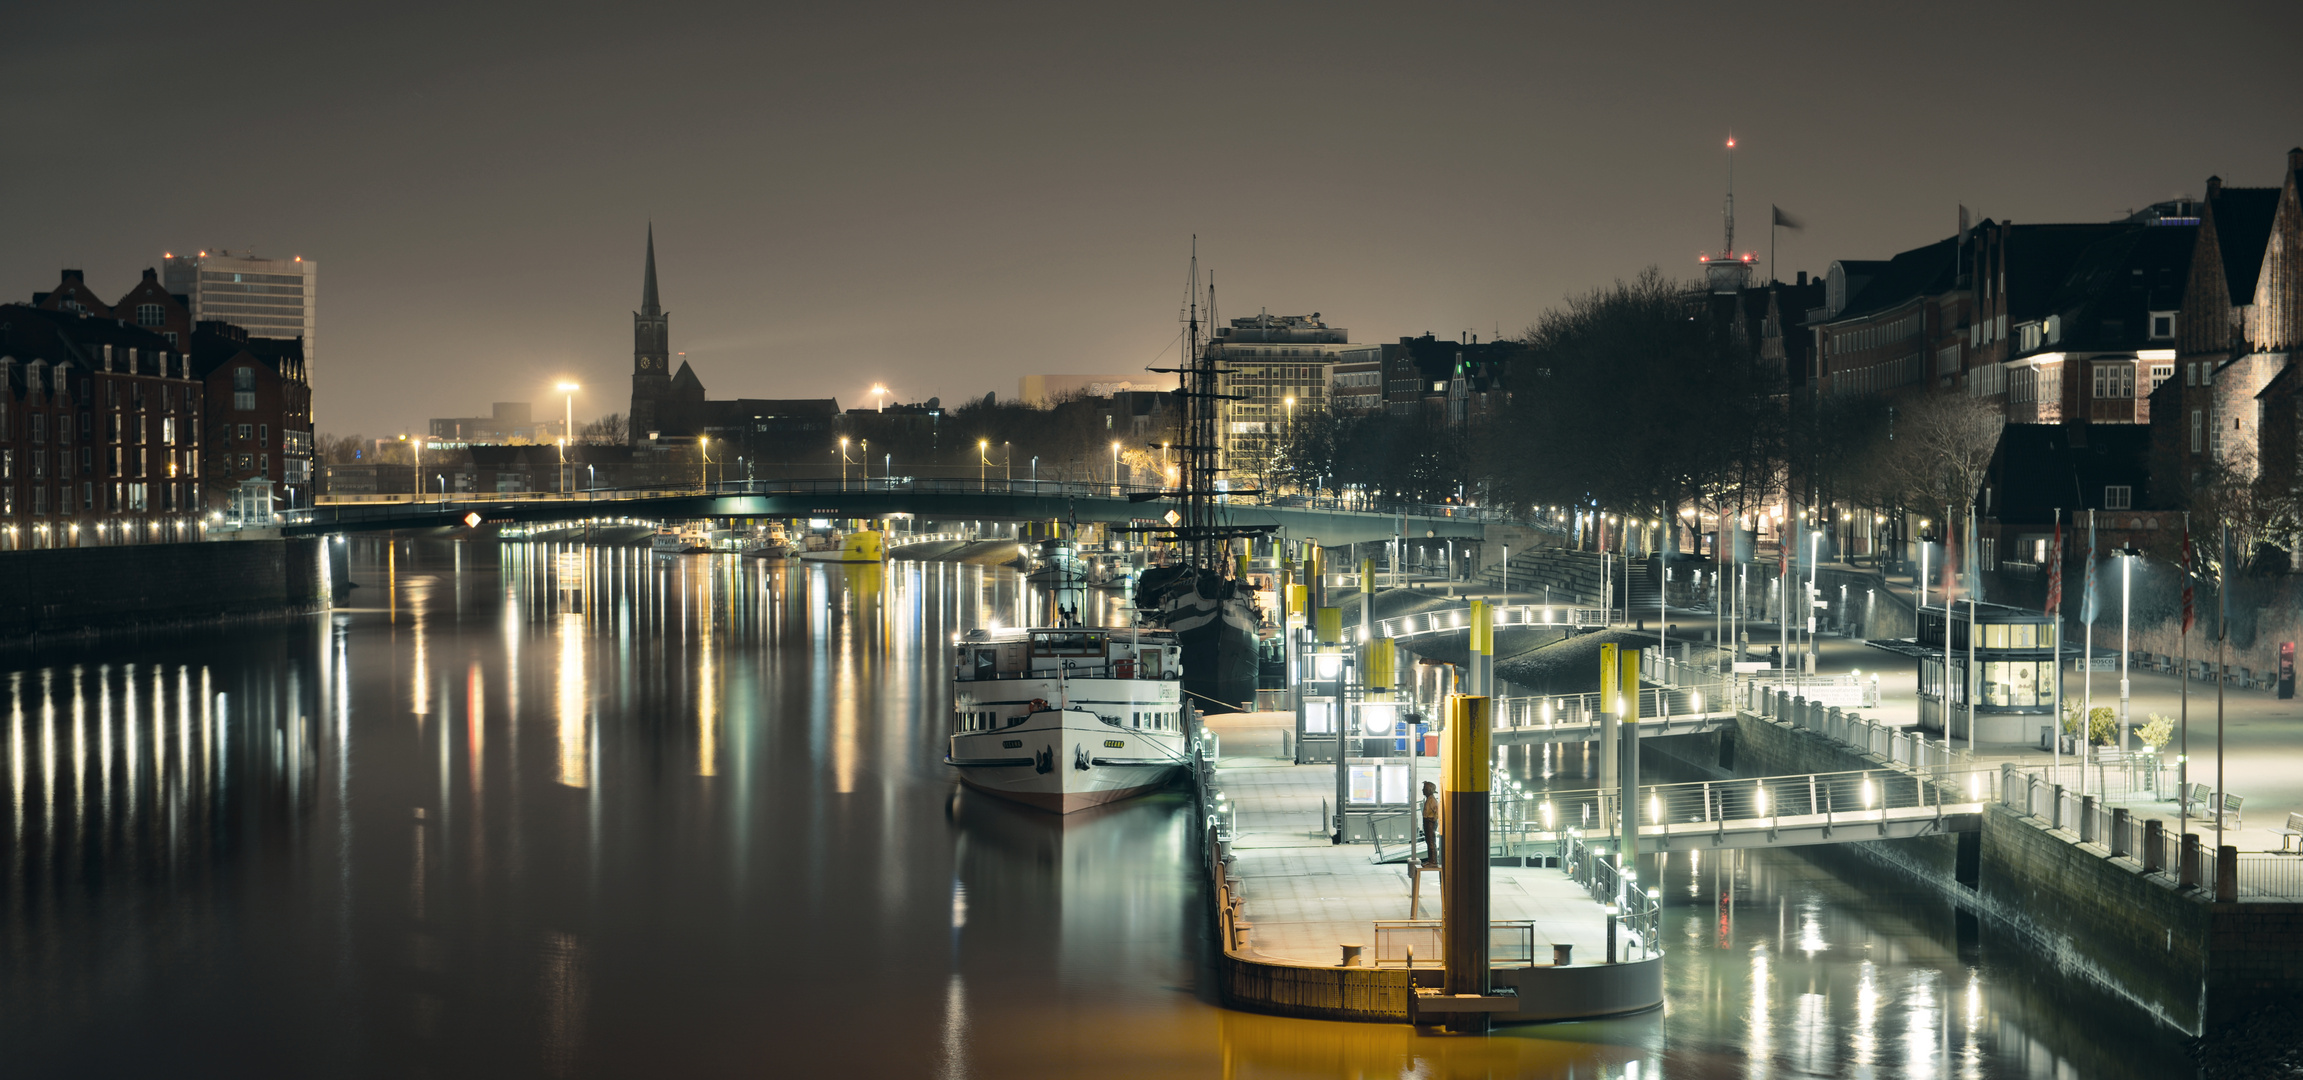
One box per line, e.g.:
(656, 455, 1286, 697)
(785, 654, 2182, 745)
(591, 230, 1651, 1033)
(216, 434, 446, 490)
(641, 223, 661, 315)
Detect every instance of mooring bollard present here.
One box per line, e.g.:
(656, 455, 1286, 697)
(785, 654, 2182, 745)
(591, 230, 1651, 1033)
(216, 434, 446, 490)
(1339, 943, 1364, 967)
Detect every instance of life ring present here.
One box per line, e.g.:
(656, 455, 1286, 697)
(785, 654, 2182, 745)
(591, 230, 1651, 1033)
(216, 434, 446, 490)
(1029, 698, 1049, 713)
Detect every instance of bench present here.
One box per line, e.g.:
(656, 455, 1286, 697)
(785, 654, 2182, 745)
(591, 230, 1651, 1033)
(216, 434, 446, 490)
(2279, 813, 2303, 854)
(2211, 793, 2244, 831)
(2182, 783, 2213, 817)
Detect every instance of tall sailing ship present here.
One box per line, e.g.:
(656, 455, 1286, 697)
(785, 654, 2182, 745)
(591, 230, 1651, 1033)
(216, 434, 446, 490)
(1133, 244, 1268, 713)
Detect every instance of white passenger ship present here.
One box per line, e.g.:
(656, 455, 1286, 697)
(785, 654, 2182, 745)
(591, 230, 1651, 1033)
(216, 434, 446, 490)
(946, 626, 1190, 813)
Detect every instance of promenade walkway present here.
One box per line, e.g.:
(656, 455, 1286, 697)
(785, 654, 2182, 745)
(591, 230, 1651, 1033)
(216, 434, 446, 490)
(1202, 712, 1620, 969)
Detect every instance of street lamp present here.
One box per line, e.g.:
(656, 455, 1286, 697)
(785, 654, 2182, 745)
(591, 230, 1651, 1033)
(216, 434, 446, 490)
(838, 436, 851, 490)
(699, 435, 711, 490)
(1808, 529, 1822, 666)
(555, 381, 580, 493)
(978, 438, 990, 485)
(399, 433, 424, 503)
(1003, 441, 1011, 482)
(1111, 440, 1121, 494)
(872, 384, 890, 412)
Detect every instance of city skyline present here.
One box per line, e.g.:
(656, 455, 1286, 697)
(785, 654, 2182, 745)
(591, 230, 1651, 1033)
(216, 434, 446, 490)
(5, 2, 2302, 437)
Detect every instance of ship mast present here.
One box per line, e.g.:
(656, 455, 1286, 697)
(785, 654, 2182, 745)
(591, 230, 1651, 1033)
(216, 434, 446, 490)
(1146, 237, 1266, 571)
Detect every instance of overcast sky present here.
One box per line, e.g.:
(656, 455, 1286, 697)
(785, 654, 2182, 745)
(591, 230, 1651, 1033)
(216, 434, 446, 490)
(6, 1, 2301, 436)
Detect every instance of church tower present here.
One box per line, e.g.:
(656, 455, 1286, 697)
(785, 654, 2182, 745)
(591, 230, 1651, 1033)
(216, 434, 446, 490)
(629, 225, 670, 443)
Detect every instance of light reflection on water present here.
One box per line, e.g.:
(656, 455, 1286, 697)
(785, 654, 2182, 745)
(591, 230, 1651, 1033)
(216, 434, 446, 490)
(0, 539, 2197, 1078)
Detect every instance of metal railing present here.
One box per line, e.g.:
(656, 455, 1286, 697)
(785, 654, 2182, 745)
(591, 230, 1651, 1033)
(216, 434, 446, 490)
(1373, 920, 1444, 966)
(1489, 683, 1733, 730)
(1752, 686, 1973, 772)
(297, 477, 1542, 528)
(1376, 604, 1616, 640)
(2236, 855, 2303, 900)
(1562, 832, 1661, 961)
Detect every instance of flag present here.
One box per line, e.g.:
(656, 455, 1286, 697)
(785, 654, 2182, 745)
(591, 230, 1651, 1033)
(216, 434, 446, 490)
(2045, 519, 2063, 615)
(2080, 513, 2099, 625)
(1939, 518, 1958, 604)
(2220, 524, 2234, 642)
(2181, 523, 2196, 635)
(1772, 205, 1804, 230)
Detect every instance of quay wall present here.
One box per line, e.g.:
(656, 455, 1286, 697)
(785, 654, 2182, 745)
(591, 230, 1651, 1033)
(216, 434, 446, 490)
(0, 538, 327, 644)
(1647, 705, 2303, 1036)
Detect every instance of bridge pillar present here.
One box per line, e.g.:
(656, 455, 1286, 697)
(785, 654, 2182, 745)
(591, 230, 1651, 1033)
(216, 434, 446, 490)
(1599, 645, 1619, 790)
(1618, 650, 1642, 866)
(1440, 693, 1492, 1033)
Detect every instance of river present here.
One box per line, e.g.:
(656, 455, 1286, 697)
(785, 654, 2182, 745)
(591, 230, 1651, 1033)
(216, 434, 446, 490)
(0, 539, 2198, 1078)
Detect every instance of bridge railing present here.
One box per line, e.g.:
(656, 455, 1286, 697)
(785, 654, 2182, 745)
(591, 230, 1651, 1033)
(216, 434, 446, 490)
(304, 477, 1548, 524)
(1374, 603, 1616, 641)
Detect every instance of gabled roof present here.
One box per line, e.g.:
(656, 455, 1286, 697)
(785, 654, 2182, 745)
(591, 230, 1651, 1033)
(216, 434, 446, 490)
(2038, 226, 2196, 352)
(1829, 239, 1958, 323)
(2208, 186, 2280, 302)
(2002, 224, 2137, 324)
(1987, 423, 2153, 521)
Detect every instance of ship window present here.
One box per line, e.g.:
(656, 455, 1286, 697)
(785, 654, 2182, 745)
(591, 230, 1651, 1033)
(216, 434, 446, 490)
(1032, 631, 1106, 657)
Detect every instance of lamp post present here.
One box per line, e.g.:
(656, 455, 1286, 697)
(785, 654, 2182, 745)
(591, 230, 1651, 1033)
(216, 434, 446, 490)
(557, 437, 567, 496)
(1808, 529, 1822, 668)
(1111, 440, 1121, 495)
(399, 434, 424, 503)
(699, 436, 711, 491)
(2117, 544, 2138, 754)
(978, 438, 989, 486)
(838, 436, 851, 491)
(556, 381, 580, 491)
(1030, 455, 1038, 485)
(1003, 441, 1011, 483)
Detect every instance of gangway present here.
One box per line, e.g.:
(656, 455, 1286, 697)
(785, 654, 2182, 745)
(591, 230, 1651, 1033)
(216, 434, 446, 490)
(1488, 768, 1991, 854)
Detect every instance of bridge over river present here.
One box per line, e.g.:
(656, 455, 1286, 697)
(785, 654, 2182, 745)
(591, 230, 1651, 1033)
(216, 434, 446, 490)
(286, 478, 1508, 547)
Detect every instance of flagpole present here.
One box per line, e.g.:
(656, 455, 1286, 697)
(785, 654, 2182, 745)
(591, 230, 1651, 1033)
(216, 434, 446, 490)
(2051, 509, 2061, 778)
(2217, 521, 2229, 857)
(2083, 509, 2095, 798)
(2179, 511, 2191, 855)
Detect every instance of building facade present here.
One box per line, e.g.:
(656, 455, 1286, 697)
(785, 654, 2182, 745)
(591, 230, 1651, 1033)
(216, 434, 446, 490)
(1208, 312, 1360, 473)
(164, 251, 318, 370)
(0, 304, 205, 548)
(194, 323, 314, 510)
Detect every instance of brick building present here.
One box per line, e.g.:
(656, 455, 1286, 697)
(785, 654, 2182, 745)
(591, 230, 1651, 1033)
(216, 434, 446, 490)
(193, 323, 314, 510)
(0, 303, 205, 549)
(2152, 150, 2303, 499)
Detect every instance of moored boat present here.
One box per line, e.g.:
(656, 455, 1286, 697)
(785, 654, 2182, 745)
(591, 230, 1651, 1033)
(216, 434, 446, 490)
(946, 626, 1189, 813)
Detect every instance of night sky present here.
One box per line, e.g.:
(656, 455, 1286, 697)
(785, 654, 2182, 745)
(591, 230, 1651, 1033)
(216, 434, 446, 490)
(6, 2, 2300, 438)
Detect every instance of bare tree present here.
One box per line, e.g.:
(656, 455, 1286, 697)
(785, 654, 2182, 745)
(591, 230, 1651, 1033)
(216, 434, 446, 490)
(1880, 393, 2003, 520)
(581, 412, 629, 445)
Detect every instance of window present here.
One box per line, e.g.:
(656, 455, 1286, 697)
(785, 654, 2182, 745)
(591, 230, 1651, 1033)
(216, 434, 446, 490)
(2105, 485, 2132, 510)
(238, 423, 252, 440)
(2150, 364, 2174, 392)
(2092, 364, 2135, 398)
(259, 424, 268, 447)
(2192, 409, 2204, 452)
(2150, 312, 2175, 339)
(31, 414, 44, 443)
(135, 303, 163, 327)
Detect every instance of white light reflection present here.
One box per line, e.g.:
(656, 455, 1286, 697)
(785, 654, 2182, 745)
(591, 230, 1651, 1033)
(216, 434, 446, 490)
(1852, 959, 1879, 1070)
(556, 613, 589, 788)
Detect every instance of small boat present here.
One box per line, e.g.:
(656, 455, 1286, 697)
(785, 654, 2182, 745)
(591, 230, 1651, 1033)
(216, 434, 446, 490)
(946, 626, 1189, 813)
(650, 525, 713, 554)
(796, 529, 884, 563)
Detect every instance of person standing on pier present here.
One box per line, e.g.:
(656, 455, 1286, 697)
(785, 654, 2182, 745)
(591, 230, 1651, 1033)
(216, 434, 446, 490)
(1421, 781, 1440, 865)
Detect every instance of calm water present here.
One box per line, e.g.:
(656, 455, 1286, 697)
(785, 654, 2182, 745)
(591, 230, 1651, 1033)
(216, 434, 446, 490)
(0, 539, 2197, 1078)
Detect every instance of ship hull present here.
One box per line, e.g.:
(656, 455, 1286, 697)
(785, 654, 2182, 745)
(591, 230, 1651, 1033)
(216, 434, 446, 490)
(1136, 566, 1259, 713)
(948, 709, 1186, 814)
